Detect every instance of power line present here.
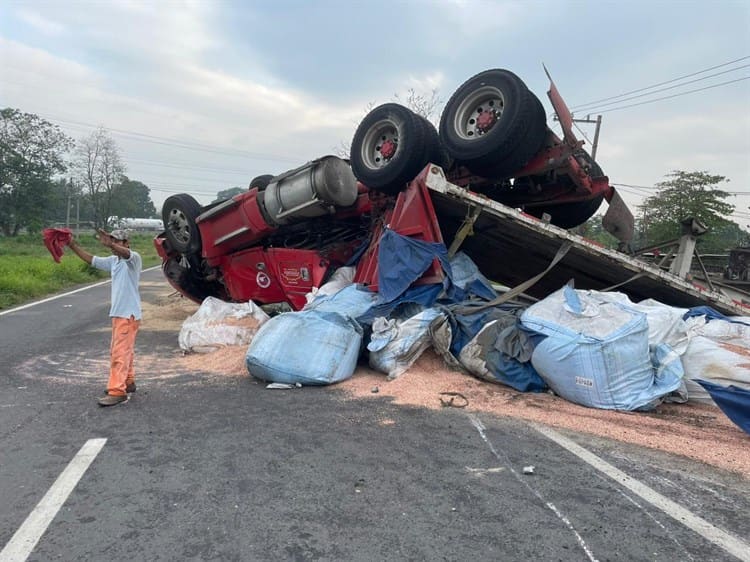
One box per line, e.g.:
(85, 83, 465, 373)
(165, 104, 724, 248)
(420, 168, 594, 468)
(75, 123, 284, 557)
(612, 182, 750, 195)
(126, 157, 260, 176)
(573, 64, 750, 114)
(27, 111, 303, 164)
(569, 55, 750, 110)
(572, 122, 593, 146)
(594, 76, 750, 114)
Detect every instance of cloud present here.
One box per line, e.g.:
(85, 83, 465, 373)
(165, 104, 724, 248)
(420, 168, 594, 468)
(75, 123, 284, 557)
(16, 9, 65, 36)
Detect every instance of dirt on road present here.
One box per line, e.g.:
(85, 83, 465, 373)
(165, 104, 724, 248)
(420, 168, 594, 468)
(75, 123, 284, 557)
(147, 292, 750, 478)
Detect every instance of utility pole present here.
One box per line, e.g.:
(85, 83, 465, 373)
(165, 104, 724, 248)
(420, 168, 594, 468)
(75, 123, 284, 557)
(590, 115, 602, 161)
(554, 114, 603, 160)
(66, 178, 72, 228)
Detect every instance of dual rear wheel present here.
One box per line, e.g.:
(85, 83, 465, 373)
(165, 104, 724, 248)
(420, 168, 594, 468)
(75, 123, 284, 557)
(350, 69, 546, 193)
(349, 69, 602, 228)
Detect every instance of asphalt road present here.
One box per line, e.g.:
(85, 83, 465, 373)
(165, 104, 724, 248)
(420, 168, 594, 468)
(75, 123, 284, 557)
(1, 269, 749, 561)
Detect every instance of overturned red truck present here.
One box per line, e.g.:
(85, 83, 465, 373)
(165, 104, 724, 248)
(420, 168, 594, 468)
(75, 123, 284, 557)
(154, 68, 645, 311)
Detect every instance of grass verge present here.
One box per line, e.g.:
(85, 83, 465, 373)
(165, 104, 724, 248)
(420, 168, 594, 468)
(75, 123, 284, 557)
(0, 232, 162, 310)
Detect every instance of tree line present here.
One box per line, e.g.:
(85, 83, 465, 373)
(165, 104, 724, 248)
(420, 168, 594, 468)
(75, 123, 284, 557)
(2, 107, 747, 253)
(0, 108, 158, 236)
(579, 171, 749, 254)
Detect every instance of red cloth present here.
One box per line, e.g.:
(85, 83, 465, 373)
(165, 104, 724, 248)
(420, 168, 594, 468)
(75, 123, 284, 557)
(43, 228, 73, 263)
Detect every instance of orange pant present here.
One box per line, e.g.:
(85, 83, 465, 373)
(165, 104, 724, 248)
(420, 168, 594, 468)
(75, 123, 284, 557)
(107, 316, 140, 396)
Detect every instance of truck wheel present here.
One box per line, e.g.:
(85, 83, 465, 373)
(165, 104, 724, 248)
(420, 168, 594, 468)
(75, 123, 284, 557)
(469, 93, 548, 178)
(440, 69, 546, 178)
(162, 194, 203, 254)
(249, 174, 274, 191)
(524, 150, 605, 229)
(350, 103, 427, 195)
(415, 115, 453, 172)
(527, 194, 605, 229)
(578, 149, 603, 178)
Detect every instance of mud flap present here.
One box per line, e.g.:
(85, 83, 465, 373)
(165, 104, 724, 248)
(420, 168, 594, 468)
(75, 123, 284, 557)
(603, 188, 634, 247)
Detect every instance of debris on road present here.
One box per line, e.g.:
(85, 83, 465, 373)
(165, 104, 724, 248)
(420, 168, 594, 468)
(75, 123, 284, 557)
(156, 65, 750, 465)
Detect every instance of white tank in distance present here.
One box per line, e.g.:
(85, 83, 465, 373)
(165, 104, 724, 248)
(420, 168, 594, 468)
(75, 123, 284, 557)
(108, 217, 164, 230)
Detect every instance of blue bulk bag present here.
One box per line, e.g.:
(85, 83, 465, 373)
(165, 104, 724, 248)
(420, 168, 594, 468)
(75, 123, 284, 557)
(695, 379, 750, 435)
(521, 285, 683, 411)
(245, 310, 363, 385)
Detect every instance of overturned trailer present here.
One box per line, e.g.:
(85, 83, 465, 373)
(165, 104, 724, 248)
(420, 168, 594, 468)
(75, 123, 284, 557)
(154, 67, 746, 317)
(422, 166, 747, 315)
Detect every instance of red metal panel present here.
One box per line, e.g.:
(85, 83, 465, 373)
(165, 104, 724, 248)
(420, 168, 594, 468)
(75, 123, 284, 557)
(220, 247, 288, 305)
(354, 166, 446, 293)
(197, 189, 276, 265)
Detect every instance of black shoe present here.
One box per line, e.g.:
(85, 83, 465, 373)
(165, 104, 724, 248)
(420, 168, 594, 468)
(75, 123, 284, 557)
(98, 394, 128, 407)
(102, 383, 137, 395)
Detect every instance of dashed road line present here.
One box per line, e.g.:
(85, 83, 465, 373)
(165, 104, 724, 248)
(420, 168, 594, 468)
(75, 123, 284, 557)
(0, 438, 107, 562)
(468, 414, 599, 562)
(532, 423, 750, 562)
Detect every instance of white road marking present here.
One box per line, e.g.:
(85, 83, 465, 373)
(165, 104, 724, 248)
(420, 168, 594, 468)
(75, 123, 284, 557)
(533, 424, 750, 562)
(0, 266, 160, 317)
(465, 466, 506, 477)
(468, 415, 599, 562)
(0, 402, 69, 408)
(616, 489, 695, 561)
(0, 438, 107, 562)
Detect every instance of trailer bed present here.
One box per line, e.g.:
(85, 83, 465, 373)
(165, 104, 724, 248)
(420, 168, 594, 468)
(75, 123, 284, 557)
(424, 166, 748, 316)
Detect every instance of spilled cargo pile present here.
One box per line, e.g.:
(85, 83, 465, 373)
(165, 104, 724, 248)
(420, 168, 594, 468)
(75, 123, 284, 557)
(180, 242, 750, 436)
(161, 66, 750, 440)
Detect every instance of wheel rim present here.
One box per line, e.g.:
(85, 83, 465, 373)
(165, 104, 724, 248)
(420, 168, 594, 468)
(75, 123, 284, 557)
(359, 118, 402, 170)
(166, 207, 192, 246)
(451, 85, 505, 140)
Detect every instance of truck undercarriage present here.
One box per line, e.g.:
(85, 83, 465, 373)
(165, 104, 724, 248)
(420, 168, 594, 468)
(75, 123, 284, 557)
(154, 67, 744, 316)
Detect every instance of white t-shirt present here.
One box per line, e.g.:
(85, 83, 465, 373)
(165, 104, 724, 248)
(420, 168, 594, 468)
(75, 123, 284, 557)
(92, 251, 142, 320)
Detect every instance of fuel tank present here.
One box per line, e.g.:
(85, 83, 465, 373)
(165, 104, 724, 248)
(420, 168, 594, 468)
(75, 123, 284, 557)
(263, 156, 359, 226)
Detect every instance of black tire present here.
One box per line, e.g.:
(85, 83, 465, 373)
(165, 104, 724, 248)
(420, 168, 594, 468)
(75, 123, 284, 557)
(525, 150, 605, 229)
(439, 69, 547, 178)
(350, 103, 427, 195)
(578, 149, 603, 178)
(162, 256, 228, 304)
(527, 194, 605, 229)
(162, 194, 203, 254)
(249, 174, 274, 191)
(414, 115, 453, 172)
(469, 93, 548, 178)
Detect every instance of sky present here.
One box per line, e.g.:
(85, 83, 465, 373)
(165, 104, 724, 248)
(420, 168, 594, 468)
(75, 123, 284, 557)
(1, 0, 749, 227)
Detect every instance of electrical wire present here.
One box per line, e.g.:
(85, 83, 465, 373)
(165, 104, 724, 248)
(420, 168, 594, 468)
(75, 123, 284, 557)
(569, 55, 750, 110)
(573, 122, 593, 146)
(573, 64, 750, 114)
(593, 76, 750, 114)
(22, 110, 303, 164)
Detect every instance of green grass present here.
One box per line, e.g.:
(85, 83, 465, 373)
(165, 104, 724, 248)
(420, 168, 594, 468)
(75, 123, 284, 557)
(0, 232, 162, 310)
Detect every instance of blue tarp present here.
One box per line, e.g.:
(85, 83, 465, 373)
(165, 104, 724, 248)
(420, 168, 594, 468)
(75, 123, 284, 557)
(683, 306, 750, 326)
(375, 229, 500, 305)
(377, 228, 452, 303)
(695, 379, 750, 435)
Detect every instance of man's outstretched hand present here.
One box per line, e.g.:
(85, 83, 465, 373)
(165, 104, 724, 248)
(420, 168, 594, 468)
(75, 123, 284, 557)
(96, 228, 113, 248)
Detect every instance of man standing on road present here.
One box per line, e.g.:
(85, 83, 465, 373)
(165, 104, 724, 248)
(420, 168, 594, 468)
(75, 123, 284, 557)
(66, 228, 142, 407)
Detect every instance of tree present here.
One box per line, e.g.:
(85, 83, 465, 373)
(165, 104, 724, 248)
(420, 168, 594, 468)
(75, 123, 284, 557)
(393, 88, 442, 125)
(75, 127, 125, 228)
(0, 108, 74, 235)
(111, 176, 157, 218)
(637, 171, 734, 248)
(336, 88, 443, 158)
(575, 213, 619, 248)
(213, 186, 244, 203)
